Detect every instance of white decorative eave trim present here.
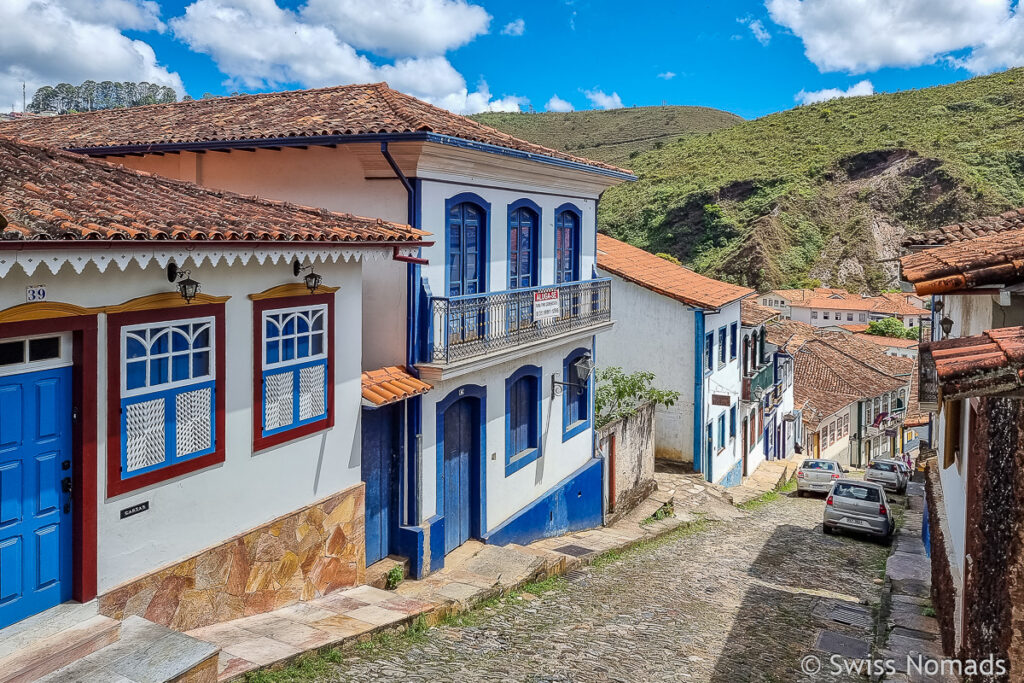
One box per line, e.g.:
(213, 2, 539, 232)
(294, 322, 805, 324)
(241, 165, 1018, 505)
(0, 243, 401, 277)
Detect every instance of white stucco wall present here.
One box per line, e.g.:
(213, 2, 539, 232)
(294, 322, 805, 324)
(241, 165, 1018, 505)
(0, 253, 366, 592)
(417, 340, 596, 530)
(594, 274, 694, 463)
(703, 303, 744, 484)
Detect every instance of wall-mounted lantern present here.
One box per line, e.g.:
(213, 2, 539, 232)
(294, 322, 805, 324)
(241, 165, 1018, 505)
(939, 315, 955, 339)
(167, 263, 201, 304)
(293, 260, 323, 294)
(551, 354, 595, 396)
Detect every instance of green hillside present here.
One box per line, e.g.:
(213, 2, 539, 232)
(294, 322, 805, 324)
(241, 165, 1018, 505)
(597, 69, 1024, 292)
(470, 106, 743, 165)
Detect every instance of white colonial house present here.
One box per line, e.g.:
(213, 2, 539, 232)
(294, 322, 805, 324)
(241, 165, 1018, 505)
(595, 236, 753, 486)
(0, 136, 426, 637)
(1, 84, 635, 580)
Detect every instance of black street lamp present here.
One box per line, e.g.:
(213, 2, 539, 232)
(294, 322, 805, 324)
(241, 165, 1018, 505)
(293, 260, 323, 294)
(167, 263, 201, 304)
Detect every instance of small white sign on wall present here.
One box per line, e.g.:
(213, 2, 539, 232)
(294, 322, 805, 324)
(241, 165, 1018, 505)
(533, 289, 560, 321)
(26, 284, 47, 302)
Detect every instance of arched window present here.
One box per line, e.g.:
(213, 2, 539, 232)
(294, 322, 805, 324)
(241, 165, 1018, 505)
(563, 348, 591, 440)
(506, 365, 542, 474)
(555, 206, 581, 284)
(509, 202, 540, 289)
(447, 200, 487, 297)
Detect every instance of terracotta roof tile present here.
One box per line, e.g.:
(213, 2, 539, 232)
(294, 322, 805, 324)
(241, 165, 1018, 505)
(361, 366, 432, 406)
(903, 208, 1024, 248)
(903, 360, 929, 427)
(767, 287, 851, 304)
(741, 299, 779, 326)
(790, 295, 927, 316)
(852, 333, 919, 350)
(837, 323, 870, 332)
(900, 225, 1024, 295)
(920, 326, 1024, 400)
(0, 136, 425, 243)
(596, 234, 753, 309)
(0, 82, 630, 176)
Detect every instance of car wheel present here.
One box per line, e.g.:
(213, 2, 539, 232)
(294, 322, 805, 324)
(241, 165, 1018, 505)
(822, 525, 833, 535)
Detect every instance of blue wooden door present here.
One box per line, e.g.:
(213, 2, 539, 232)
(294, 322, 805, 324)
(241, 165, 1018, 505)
(361, 405, 399, 567)
(442, 399, 474, 554)
(447, 203, 484, 297)
(0, 366, 73, 630)
(555, 211, 579, 284)
(509, 208, 537, 289)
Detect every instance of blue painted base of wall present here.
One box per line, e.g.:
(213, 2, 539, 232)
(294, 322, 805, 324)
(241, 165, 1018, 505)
(394, 526, 425, 579)
(717, 458, 744, 488)
(427, 516, 445, 573)
(482, 457, 604, 548)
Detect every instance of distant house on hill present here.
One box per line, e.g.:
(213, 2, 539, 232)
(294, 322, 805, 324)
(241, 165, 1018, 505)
(758, 287, 927, 330)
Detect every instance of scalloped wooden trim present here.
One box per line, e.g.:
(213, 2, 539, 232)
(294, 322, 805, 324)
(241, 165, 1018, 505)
(0, 301, 103, 324)
(105, 292, 232, 314)
(248, 283, 340, 301)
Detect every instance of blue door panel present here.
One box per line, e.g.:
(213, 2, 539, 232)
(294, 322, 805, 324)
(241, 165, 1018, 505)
(443, 399, 474, 555)
(361, 405, 398, 567)
(0, 537, 21, 603)
(0, 365, 72, 630)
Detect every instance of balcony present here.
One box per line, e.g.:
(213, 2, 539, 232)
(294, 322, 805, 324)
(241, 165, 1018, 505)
(742, 364, 774, 402)
(418, 279, 613, 380)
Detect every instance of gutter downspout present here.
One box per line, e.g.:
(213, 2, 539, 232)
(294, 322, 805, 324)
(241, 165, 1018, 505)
(693, 310, 705, 477)
(380, 141, 423, 532)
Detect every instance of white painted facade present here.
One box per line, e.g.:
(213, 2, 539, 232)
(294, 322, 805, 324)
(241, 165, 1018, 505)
(0, 248, 374, 592)
(814, 406, 855, 467)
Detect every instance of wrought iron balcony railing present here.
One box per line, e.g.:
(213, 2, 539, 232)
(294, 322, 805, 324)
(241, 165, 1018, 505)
(742, 363, 774, 402)
(427, 279, 612, 365)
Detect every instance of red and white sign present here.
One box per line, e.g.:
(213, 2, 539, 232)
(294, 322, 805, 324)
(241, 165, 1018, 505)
(533, 289, 560, 321)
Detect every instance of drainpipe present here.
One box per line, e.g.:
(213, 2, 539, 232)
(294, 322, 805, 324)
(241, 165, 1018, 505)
(693, 310, 705, 477)
(380, 141, 423, 526)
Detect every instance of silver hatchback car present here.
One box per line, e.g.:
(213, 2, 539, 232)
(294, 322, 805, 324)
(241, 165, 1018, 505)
(864, 459, 905, 494)
(796, 459, 843, 496)
(823, 479, 894, 540)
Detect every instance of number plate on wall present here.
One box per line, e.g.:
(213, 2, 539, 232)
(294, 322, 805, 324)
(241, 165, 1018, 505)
(26, 284, 47, 302)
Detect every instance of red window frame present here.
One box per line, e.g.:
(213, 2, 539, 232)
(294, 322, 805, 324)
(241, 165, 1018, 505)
(106, 303, 227, 497)
(252, 292, 335, 451)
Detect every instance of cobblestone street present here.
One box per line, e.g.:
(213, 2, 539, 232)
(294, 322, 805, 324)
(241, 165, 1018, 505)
(319, 490, 894, 683)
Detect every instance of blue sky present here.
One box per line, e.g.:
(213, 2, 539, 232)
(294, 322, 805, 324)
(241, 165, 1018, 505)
(3, 1, 1022, 119)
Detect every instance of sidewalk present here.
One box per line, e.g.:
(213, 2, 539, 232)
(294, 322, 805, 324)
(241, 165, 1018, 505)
(726, 452, 803, 506)
(188, 471, 745, 680)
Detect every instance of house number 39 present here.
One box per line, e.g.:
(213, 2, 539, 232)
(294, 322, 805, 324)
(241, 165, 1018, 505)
(26, 285, 47, 302)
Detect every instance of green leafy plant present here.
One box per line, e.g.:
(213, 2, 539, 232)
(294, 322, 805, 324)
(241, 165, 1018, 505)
(385, 565, 404, 590)
(594, 367, 679, 429)
(865, 317, 919, 340)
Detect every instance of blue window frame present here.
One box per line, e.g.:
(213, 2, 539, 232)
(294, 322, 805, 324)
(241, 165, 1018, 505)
(704, 332, 714, 373)
(718, 414, 726, 450)
(446, 198, 488, 297)
(718, 327, 727, 365)
(706, 422, 713, 462)
(261, 304, 329, 437)
(505, 365, 542, 475)
(729, 323, 738, 360)
(555, 205, 581, 284)
(729, 405, 737, 438)
(508, 200, 541, 289)
(120, 316, 216, 479)
(562, 348, 591, 441)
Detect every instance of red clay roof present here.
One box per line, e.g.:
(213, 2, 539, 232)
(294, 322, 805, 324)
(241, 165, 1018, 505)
(767, 287, 850, 303)
(596, 234, 753, 309)
(837, 323, 870, 332)
(903, 208, 1024, 248)
(741, 299, 779, 326)
(361, 366, 432, 406)
(792, 295, 926, 316)
(0, 136, 425, 243)
(852, 333, 919, 350)
(900, 226, 1024, 295)
(921, 326, 1024, 400)
(0, 82, 630, 177)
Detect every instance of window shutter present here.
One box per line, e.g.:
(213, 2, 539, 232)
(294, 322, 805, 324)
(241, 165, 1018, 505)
(176, 387, 212, 457)
(943, 400, 962, 469)
(125, 397, 166, 472)
(264, 371, 294, 431)
(298, 364, 327, 421)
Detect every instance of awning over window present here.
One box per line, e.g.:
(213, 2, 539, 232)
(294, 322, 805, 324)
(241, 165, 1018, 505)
(361, 366, 432, 407)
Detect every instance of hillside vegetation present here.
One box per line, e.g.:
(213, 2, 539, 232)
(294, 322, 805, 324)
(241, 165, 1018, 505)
(597, 69, 1024, 292)
(470, 106, 742, 165)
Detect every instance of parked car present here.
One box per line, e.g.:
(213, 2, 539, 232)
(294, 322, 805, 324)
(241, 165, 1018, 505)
(865, 459, 905, 493)
(823, 479, 894, 540)
(796, 459, 843, 496)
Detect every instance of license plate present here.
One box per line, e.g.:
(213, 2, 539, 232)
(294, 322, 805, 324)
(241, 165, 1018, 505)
(840, 517, 869, 528)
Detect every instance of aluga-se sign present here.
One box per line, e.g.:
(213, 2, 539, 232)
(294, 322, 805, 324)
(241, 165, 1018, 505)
(533, 289, 560, 321)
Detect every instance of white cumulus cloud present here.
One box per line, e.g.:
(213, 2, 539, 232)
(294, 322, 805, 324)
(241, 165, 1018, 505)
(545, 94, 574, 112)
(738, 17, 771, 46)
(584, 89, 623, 110)
(501, 18, 525, 36)
(767, 0, 1023, 74)
(171, 0, 523, 114)
(796, 79, 874, 105)
(0, 0, 182, 111)
(657, 71, 677, 80)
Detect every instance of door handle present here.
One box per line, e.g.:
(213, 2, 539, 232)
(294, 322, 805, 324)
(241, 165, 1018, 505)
(61, 477, 73, 495)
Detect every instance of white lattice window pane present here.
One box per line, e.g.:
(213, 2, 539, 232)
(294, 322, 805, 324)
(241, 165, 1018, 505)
(176, 387, 213, 458)
(299, 364, 326, 421)
(126, 398, 166, 472)
(264, 371, 294, 431)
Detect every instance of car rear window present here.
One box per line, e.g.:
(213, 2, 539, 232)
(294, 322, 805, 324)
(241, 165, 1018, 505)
(834, 483, 881, 502)
(870, 462, 896, 472)
(803, 461, 833, 470)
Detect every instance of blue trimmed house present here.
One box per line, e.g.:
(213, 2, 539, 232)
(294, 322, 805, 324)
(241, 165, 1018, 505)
(1, 83, 637, 579)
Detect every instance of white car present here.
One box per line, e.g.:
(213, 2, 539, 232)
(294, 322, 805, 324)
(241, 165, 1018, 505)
(796, 459, 844, 496)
